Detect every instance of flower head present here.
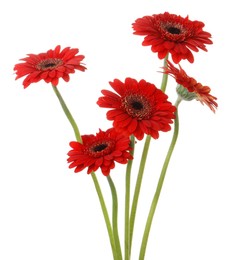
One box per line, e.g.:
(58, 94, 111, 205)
(67, 128, 133, 176)
(97, 78, 176, 140)
(14, 45, 86, 88)
(132, 12, 212, 63)
(164, 60, 218, 112)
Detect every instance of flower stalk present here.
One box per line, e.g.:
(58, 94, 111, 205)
(52, 85, 118, 260)
(92, 173, 119, 260)
(107, 175, 123, 260)
(125, 135, 135, 260)
(52, 85, 82, 142)
(138, 98, 181, 260)
(129, 135, 152, 257)
(160, 54, 169, 92)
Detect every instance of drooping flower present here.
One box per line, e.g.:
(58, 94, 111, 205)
(97, 78, 176, 140)
(14, 45, 86, 88)
(164, 60, 218, 112)
(67, 128, 133, 176)
(132, 12, 212, 64)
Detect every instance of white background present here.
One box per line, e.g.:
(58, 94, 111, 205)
(0, 0, 234, 259)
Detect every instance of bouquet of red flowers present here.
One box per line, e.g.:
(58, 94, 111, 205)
(14, 12, 217, 260)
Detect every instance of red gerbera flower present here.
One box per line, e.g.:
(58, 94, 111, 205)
(97, 78, 176, 140)
(164, 60, 218, 112)
(14, 45, 86, 88)
(132, 12, 212, 63)
(67, 128, 133, 176)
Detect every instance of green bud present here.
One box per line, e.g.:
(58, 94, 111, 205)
(176, 84, 197, 101)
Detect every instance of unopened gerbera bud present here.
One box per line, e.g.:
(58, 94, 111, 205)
(176, 84, 197, 101)
(164, 61, 217, 112)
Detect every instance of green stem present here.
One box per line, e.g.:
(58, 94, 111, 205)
(160, 54, 169, 93)
(138, 99, 181, 260)
(125, 135, 135, 260)
(52, 85, 117, 259)
(52, 85, 82, 142)
(107, 176, 123, 260)
(129, 135, 152, 257)
(92, 173, 119, 260)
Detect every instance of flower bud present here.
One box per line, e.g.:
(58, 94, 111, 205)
(176, 84, 197, 101)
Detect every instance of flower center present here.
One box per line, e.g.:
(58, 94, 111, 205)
(131, 101, 143, 110)
(93, 143, 108, 152)
(160, 21, 187, 40)
(88, 140, 115, 158)
(36, 58, 63, 71)
(122, 94, 152, 120)
(167, 26, 181, 35)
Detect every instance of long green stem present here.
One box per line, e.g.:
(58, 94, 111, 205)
(125, 135, 135, 260)
(92, 174, 118, 260)
(52, 85, 82, 142)
(107, 176, 123, 260)
(52, 85, 117, 259)
(160, 54, 169, 93)
(129, 135, 152, 257)
(138, 99, 181, 260)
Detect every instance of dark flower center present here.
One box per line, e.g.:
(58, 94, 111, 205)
(160, 21, 187, 40)
(93, 143, 108, 152)
(167, 27, 181, 35)
(36, 58, 63, 71)
(44, 63, 57, 68)
(88, 140, 115, 158)
(131, 101, 143, 110)
(122, 94, 152, 120)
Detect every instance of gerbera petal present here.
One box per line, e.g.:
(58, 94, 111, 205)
(97, 90, 121, 107)
(49, 70, 56, 78)
(163, 41, 175, 50)
(51, 77, 59, 86)
(113, 115, 132, 128)
(62, 74, 70, 82)
(109, 79, 126, 95)
(128, 118, 138, 133)
(107, 110, 126, 120)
